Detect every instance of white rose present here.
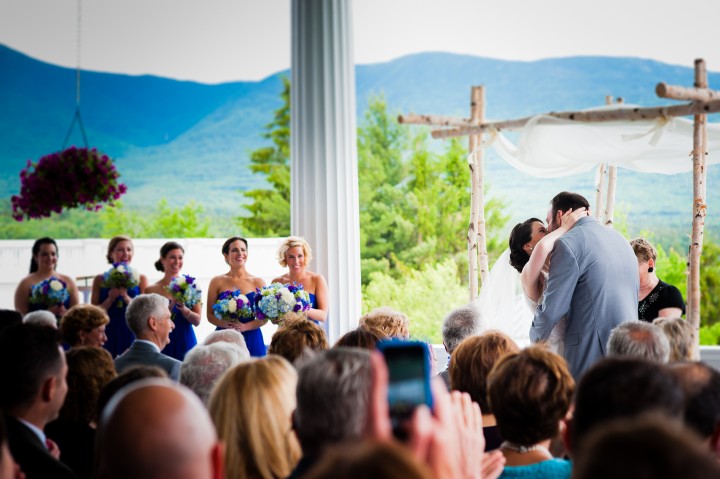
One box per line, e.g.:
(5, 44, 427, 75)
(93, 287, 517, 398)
(280, 289, 295, 305)
(49, 280, 63, 291)
(117, 265, 126, 273)
(132, 269, 140, 280)
(176, 276, 186, 285)
(228, 299, 237, 313)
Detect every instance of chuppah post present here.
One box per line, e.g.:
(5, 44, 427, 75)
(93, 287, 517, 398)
(468, 86, 487, 299)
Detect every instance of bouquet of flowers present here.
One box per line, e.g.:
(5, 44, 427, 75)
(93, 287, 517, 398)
(212, 290, 253, 322)
(11, 147, 127, 221)
(166, 274, 202, 308)
(29, 277, 70, 307)
(102, 262, 140, 289)
(255, 282, 311, 325)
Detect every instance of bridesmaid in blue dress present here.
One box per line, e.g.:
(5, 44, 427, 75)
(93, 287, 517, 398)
(207, 237, 267, 357)
(145, 242, 200, 361)
(272, 236, 329, 324)
(14, 237, 79, 317)
(91, 235, 148, 358)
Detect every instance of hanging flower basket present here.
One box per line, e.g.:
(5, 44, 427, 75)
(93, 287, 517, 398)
(11, 146, 127, 221)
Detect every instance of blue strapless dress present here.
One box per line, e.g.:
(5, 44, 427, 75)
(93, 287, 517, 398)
(308, 293, 320, 325)
(162, 302, 198, 361)
(101, 285, 140, 358)
(215, 291, 266, 357)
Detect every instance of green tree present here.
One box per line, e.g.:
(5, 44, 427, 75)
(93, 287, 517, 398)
(239, 77, 291, 236)
(99, 199, 211, 238)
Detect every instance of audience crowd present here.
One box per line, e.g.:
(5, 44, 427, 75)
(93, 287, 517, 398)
(0, 236, 716, 479)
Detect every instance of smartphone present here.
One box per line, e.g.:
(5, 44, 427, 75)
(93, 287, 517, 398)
(377, 339, 433, 440)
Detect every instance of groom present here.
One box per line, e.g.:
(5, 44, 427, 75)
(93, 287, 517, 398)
(530, 191, 639, 379)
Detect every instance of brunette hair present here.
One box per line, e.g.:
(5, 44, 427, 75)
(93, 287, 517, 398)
(488, 345, 575, 445)
(631, 238, 658, 263)
(269, 317, 329, 364)
(59, 346, 117, 424)
(60, 304, 110, 347)
(550, 192, 590, 224)
(154, 241, 184, 272)
(508, 218, 542, 273)
(106, 235, 133, 264)
(448, 331, 520, 412)
(334, 328, 382, 351)
(30, 237, 58, 273)
(222, 237, 248, 255)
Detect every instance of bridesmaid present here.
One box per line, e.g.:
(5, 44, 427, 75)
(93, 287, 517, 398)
(91, 235, 148, 358)
(206, 237, 267, 357)
(14, 237, 79, 317)
(272, 236, 328, 323)
(145, 242, 200, 361)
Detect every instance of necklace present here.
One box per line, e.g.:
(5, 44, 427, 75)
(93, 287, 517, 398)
(500, 441, 551, 455)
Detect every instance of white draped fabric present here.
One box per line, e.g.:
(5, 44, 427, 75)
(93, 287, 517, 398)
(485, 104, 720, 177)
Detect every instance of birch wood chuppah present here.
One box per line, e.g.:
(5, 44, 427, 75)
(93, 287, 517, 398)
(399, 59, 720, 356)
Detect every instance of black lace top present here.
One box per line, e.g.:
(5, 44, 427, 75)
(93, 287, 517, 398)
(638, 279, 686, 322)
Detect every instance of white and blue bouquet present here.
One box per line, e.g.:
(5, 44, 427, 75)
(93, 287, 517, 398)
(29, 277, 70, 307)
(102, 262, 140, 289)
(255, 282, 310, 325)
(166, 274, 202, 308)
(212, 290, 253, 322)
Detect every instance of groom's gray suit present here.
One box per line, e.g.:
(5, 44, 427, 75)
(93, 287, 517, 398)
(530, 216, 638, 379)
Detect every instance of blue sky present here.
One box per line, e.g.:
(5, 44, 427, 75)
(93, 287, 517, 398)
(1, 0, 719, 84)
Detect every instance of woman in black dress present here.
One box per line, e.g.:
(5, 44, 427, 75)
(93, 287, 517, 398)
(631, 238, 685, 321)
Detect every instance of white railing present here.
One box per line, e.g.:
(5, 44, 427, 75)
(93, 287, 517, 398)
(0, 238, 287, 342)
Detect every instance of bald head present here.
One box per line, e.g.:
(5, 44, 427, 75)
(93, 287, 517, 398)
(96, 380, 223, 479)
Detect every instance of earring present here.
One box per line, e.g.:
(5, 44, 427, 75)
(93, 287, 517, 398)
(648, 266, 654, 273)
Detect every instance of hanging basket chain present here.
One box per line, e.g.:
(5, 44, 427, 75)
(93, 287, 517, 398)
(62, 0, 88, 150)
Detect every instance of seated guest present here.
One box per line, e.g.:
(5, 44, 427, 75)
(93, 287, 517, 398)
(114, 294, 181, 380)
(95, 379, 224, 479)
(304, 441, 433, 479)
(449, 331, 520, 451)
(290, 348, 372, 478)
(653, 317, 694, 362)
(22, 311, 57, 329)
(209, 356, 300, 479)
(571, 358, 683, 454)
(0, 323, 77, 478)
(572, 415, 720, 479)
(46, 347, 116, 479)
(268, 316, 329, 365)
(97, 366, 167, 419)
(333, 327, 382, 350)
(180, 342, 249, 405)
(607, 320, 670, 363)
(439, 304, 481, 388)
(203, 328, 250, 356)
(358, 307, 409, 339)
(488, 346, 574, 479)
(59, 304, 109, 349)
(631, 238, 685, 321)
(0, 310, 22, 335)
(668, 361, 720, 456)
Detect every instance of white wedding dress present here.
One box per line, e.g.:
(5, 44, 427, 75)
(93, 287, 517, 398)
(474, 248, 566, 353)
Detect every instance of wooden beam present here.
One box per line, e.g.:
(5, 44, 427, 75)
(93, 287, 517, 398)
(656, 82, 720, 102)
(398, 113, 473, 127)
(430, 99, 720, 139)
(468, 86, 487, 299)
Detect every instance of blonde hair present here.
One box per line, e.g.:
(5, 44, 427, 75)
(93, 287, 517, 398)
(277, 236, 313, 268)
(358, 307, 410, 339)
(209, 356, 301, 479)
(106, 235, 133, 264)
(631, 238, 657, 263)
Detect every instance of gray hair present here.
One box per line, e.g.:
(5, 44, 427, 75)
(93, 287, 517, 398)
(653, 317, 694, 362)
(442, 305, 480, 354)
(203, 329, 250, 356)
(294, 348, 371, 456)
(180, 343, 249, 404)
(125, 294, 169, 336)
(607, 320, 670, 363)
(23, 310, 58, 329)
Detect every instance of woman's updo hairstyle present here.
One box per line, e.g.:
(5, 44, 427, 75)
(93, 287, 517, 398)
(30, 237, 58, 273)
(221, 237, 248, 256)
(155, 241, 184, 272)
(508, 218, 542, 273)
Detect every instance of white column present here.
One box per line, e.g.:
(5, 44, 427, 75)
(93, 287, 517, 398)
(291, 0, 361, 342)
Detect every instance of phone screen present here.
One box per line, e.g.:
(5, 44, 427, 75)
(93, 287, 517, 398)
(378, 340, 433, 437)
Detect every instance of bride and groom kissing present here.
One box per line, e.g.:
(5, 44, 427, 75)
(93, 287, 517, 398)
(509, 191, 639, 379)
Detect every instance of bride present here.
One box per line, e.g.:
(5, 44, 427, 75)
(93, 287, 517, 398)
(475, 208, 586, 351)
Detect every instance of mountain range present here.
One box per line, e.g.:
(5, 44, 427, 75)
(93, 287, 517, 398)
(1, 44, 718, 240)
